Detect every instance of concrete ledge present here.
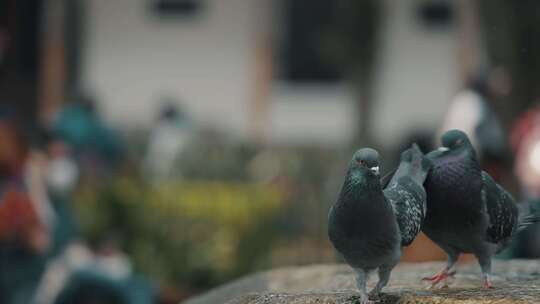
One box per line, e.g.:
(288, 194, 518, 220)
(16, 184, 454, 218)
(183, 260, 540, 304)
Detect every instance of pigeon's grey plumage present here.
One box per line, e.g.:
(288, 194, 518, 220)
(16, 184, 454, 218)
(422, 129, 536, 288)
(328, 145, 431, 303)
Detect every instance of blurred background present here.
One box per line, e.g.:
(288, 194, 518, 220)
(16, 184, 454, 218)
(1, 0, 540, 303)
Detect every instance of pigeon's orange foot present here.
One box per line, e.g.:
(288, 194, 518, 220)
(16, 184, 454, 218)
(422, 269, 455, 282)
(422, 269, 456, 288)
(483, 278, 493, 289)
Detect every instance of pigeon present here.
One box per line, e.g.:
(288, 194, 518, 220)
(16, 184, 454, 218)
(421, 129, 538, 288)
(328, 144, 431, 303)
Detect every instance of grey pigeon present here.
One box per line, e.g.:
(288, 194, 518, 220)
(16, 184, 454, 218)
(328, 145, 431, 303)
(422, 129, 538, 288)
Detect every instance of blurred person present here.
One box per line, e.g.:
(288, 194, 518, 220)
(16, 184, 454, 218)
(42, 135, 80, 259)
(0, 116, 54, 304)
(46, 138, 79, 199)
(438, 68, 510, 181)
(35, 239, 155, 304)
(53, 95, 124, 178)
(54, 272, 128, 304)
(493, 97, 540, 258)
(508, 109, 540, 257)
(33, 134, 155, 304)
(143, 100, 193, 182)
(511, 104, 540, 198)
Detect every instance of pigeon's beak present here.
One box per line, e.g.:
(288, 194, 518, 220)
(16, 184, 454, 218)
(370, 166, 380, 175)
(438, 147, 450, 152)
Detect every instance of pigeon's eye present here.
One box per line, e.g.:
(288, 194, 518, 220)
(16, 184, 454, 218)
(358, 160, 366, 166)
(455, 139, 463, 145)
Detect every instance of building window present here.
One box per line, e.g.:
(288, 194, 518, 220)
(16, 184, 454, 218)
(150, 0, 203, 18)
(276, 0, 342, 83)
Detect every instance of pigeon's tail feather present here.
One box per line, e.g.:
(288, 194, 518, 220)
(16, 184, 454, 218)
(517, 200, 540, 231)
(390, 144, 432, 186)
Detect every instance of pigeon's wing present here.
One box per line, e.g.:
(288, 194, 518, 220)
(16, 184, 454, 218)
(384, 176, 426, 246)
(482, 171, 519, 245)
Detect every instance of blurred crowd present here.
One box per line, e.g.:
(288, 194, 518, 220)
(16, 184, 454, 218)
(0, 98, 153, 304)
(0, 94, 311, 304)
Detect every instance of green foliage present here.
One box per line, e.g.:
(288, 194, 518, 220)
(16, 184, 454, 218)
(72, 178, 283, 290)
(72, 133, 342, 294)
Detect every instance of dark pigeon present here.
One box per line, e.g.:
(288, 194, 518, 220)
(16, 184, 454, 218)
(422, 129, 538, 288)
(328, 144, 431, 303)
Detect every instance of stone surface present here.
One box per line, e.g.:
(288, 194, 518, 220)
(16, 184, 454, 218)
(183, 260, 540, 304)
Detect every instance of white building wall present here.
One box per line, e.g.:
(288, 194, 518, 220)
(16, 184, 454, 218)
(372, 0, 459, 145)
(82, 0, 259, 136)
(82, 0, 459, 147)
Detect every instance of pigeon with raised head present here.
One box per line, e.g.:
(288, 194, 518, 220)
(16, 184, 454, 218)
(328, 145, 431, 303)
(422, 129, 538, 288)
